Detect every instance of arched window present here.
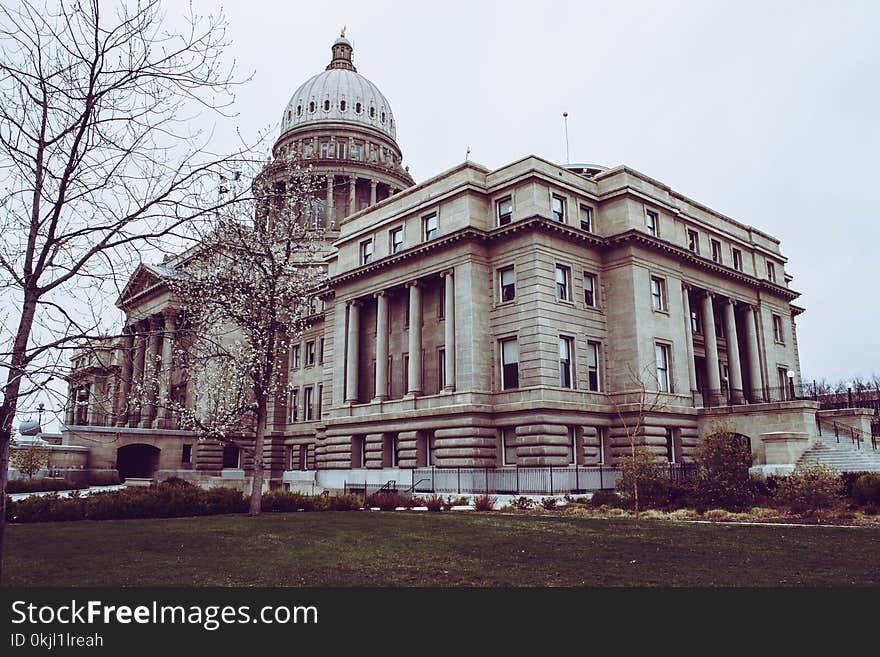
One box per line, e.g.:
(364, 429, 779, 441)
(296, 104, 302, 117)
(381, 111, 386, 123)
(287, 111, 291, 122)
(370, 106, 375, 118)
(308, 101, 315, 113)
(323, 99, 330, 111)
(355, 102, 362, 114)
(340, 100, 347, 112)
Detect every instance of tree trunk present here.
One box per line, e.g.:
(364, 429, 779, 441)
(248, 403, 266, 516)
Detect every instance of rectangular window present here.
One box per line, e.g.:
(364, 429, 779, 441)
(352, 143, 362, 161)
(715, 307, 725, 339)
(338, 142, 346, 159)
(551, 194, 566, 223)
(181, 444, 192, 465)
(499, 266, 516, 302)
(767, 260, 777, 283)
(555, 264, 570, 301)
(497, 197, 513, 226)
(304, 143, 314, 158)
(291, 344, 301, 369)
(222, 443, 240, 469)
(650, 276, 667, 312)
(438, 349, 446, 390)
(500, 338, 519, 390)
(320, 142, 329, 158)
(289, 388, 298, 422)
(306, 340, 316, 366)
(423, 213, 438, 241)
(665, 428, 676, 463)
(687, 229, 699, 253)
(579, 204, 593, 232)
(587, 340, 600, 391)
(567, 427, 578, 465)
(438, 284, 445, 319)
(655, 343, 671, 393)
(597, 428, 606, 465)
(501, 429, 517, 466)
(691, 307, 702, 334)
(732, 248, 743, 271)
(773, 314, 785, 343)
(303, 386, 314, 421)
(389, 226, 404, 253)
(778, 367, 790, 400)
(583, 272, 596, 307)
(317, 385, 323, 420)
(319, 338, 324, 365)
(360, 239, 373, 265)
(711, 239, 723, 264)
(645, 209, 658, 236)
(403, 354, 409, 392)
(559, 336, 574, 388)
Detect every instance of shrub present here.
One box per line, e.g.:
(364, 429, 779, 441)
(444, 495, 470, 510)
(691, 423, 755, 512)
(775, 466, 844, 516)
(366, 492, 411, 511)
(472, 494, 496, 511)
(261, 491, 308, 512)
(509, 496, 535, 511)
(838, 471, 871, 498)
(423, 494, 445, 512)
(851, 473, 880, 506)
(329, 494, 363, 511)
(87, 470, 122, 487)
(704, 509, 733, 521)
(564, 495, 590, 505)
(615, 447, 670, 510)
(6, 478, 84, 493)
(540, 497, 558, 511)
(588, 490, 621, 508)
(201, 488, 248, 515)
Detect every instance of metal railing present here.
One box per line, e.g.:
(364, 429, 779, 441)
(816, 416, 878, 451)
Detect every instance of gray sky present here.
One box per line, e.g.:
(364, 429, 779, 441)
(196, 0, 877, 383)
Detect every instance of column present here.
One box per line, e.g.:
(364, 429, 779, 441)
(723, 299, 746, 404)
(744, 304, 764, 403)
(139, 316, 161, 428)
(345, 300, 360, 403)
(681, 284, 698, 396)
(154, 309, 176, 429)
(441, 270, 456, 391)
(129, 324, 147, 427)
(326, 175, 334, 226)
(373, 292, 389, 401)
(116, 328, 135, 426)
(406, 281, 423, 396)
(348, 176, 356, 216)
(370, 179, 378, 206)
(65, 387, 76, 426)
(701, 292, 722, 406)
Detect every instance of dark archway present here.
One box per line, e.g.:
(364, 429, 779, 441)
(116, 444, 160, 479)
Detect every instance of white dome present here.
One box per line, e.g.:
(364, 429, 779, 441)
(279, 39, 397, 142)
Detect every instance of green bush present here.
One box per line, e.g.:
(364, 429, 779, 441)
(852, 473, 880, 506)
(691, 425, 755, 512)
(329, 494, 363, 511)
(838, 471, 871, 498)
(261, 491, 309, 512)
(588, 490, 622, 508)
(472, 494, 496, 511)
(6, 478, 85, 493)
(366, 492, 412, 510)
(775, 466, 843, 516)
(87, 471, 122, 487)
(615, 447, 671, 510)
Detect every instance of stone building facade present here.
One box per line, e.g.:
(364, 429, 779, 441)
(63, 35, 828, 490)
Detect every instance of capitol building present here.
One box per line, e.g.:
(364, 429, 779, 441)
(61, 34, 847, 494)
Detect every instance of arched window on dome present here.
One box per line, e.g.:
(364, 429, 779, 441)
(323, 99, 330, 111)
(369, 106, 375, 118)
(340, 100, 347, 112)
(308, 101, 315, 113)
(381, 111, 386, 124)
(296, 104, 302, 117)
(390, 118, 394, 130)
(355, 102, 362, 114)
(287, 111, 291, 122)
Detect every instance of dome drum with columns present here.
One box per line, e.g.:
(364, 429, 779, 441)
(267, 34, 413, 229)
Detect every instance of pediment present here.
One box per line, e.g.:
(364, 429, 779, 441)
(116, 263, 172, 309)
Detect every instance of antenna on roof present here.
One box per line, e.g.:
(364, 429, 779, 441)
(562, 112, 570, 165)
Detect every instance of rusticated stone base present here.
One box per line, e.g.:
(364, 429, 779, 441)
(431, 426, 498, 467)
(515, 423, 570, 466)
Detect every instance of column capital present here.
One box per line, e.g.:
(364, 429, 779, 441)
(702, 290, 716, 300)
(440, 268, 454, 278)
(681, 281, 693, 292)
(405, 279, 422, 289)
(372, 290, 387, 299)
(346, 298, 362, 308)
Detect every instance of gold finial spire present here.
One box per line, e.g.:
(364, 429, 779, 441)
(341, 25, 346, 38)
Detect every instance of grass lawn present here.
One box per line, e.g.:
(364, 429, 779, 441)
(4, 511, 879, 587)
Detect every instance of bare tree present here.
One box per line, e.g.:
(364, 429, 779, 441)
(0, 0, 250, 583)
(160, 155, 326, 516)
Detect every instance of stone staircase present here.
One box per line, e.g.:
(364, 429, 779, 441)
(796, 433, 880, 473)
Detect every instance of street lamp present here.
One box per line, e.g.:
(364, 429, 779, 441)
(786, 370, 796, 401)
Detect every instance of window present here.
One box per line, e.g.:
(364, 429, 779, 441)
(497, 197, 513, 226)
(586, 341, 600, 391)
(181, 444, 192, 465)
(340, 100, 347, 112)
(645, 209, 658, 236)
(555, 264, 570, 301)
(308, 101, 315, 113)
(351, 435, 366, 468)
(304, 386, 314, 421)
(714, 307, 725, 339)
(597, 428, 606, 465)
(732, 248, 743, 272)
(579, 204, 593, 232)
(687, 229, 699, 253)
(559, 336, 574, 388)
(500, 338, 519, 390)
(566, 427, 578, 465)
(403, 354, 409, 392)
(438, 349, 446, 390)
(655, 343, 671, 392)
(306, 340, 316, 366)
(319, 338, 325, 365)
(389, 226, 404, 253)
(499, 266, 515, 302)
(304, 142, 313, 157)
(650, 276, 667, 312)
(291, 344, 301, 369)
(360, 239, 373, 265)
(427, 433, 437, 466)
(665, 428, 676, 463)
(438, 284, 445, 319)
(778, 367, 790, 400)
(317, 385, 323, 420)
(501, 429, 517, 466)
(423, 213, 438, 241)
(323, 99, 330, 111)
(290, 388, 303, 422)
(222, 443, 240, 469)
(355, 101, 362, 114)
(338, 142, 346, 159)
(583, 272, 596, 307)
(352, 143, 362, 161)
(691, 308, 702, 334)
(711, 239, 723, 264)
(773, 314, 785, 343)
(320, 142, 329, 158)
(767, 260, 777, 283)
(551, 194, 566, 223)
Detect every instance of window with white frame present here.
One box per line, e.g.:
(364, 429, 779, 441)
(423, 213, 438, 241)
(655, 343, 672, 393)
(586, 340, 600, 391)
(583, 272, 597, 307)
(597, 428, 606, 465)
(501, 428, 517, 466)
(497, 197, 513, 226)
(555, 264, 571, 301)
(711, 239, 723, 264)
(291, 344, 301, 369)
(500, 338, 519, 390)
(360, 239, 373, 265)
(665, 428, 676, 463)
(559, 336, 574, 388)
(317, 385, 323, 420)
(303, 386, 314, 421)
(289, 388, 298, 422)
(767, 260, 777, 283)
(438, 348, 446, 390)
(320, 142, 329, 158)
(567, 427, 578, 465)
(645, 209, 658, 236)
(551, 194, 566, 223)
(732, 248, 743, 271)
(306, 341, 316, 366)
(579, 204, 593, 232)
(499, 266, 515, 302)
(687, 229, 699, 253)
(773, 314, 785, 343)
(650, 276, 667, 312)
(389, 226, 404, 254)
(352, 143, 363, 161)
